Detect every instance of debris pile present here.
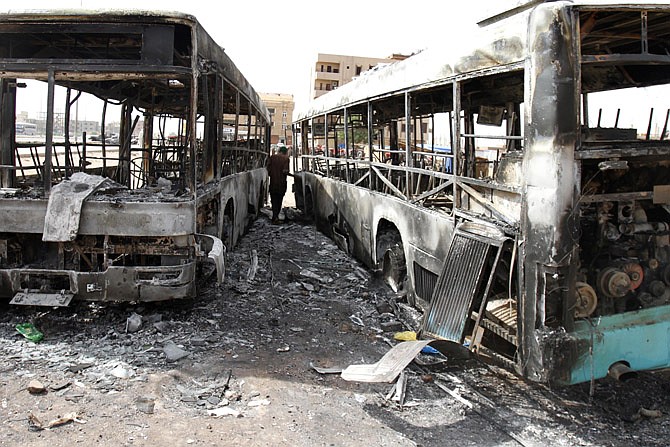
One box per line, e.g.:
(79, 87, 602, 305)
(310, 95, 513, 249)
(0, 212, 668, 446)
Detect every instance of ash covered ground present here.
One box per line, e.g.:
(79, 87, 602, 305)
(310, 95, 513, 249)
(1, 207, 670, 446)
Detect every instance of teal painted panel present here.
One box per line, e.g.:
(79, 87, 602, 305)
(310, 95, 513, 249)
(569, 305, 670, 385)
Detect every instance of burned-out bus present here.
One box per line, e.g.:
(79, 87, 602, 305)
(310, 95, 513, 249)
(0, 11, 270, 305)
(293, 1, 670, 385)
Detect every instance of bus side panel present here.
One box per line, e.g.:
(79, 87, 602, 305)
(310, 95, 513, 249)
(296, 172, 455, 308)
(219, 167, 268, 247)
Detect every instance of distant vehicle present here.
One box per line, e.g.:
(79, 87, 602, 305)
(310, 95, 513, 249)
(15, 122, 37, 135)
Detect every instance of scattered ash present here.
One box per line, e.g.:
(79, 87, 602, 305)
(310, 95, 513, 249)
(0, 210, 669, 446)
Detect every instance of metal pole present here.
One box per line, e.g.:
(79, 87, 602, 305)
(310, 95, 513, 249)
(452, 82, 461, 207)
(0, 79, 17, 188)
(614, 108, 621, 128)
(101, 100, 107, 175)
(217, 77, 223, 179)
(646, 108, 654, 140)
(324, 114, 330, 178)
(367, 101, 373, 188)
(81, 131, 87, 172)
(661, 109, 669, 141)
(310, 117, 315, 172)
(44, 69, 55, 194)
(344, 107, 350, 183)
(405, 91, 413, 198)
(65, 88, 72, 177)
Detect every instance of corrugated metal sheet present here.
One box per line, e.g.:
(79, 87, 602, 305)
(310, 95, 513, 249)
(413, 262, 438, 303)
(421, 223, 506, 343)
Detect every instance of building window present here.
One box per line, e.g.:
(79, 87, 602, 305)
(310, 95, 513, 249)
(326, 84, 331, 91)
(320, 82, 323, 90)
(282, 111, 287, 118)
(327, 65, 332, 73)
(320, 64, 324, 72)
(268, 108, 275, 114)
(355, 65, 362, 75)
(333, 68, 339, 73)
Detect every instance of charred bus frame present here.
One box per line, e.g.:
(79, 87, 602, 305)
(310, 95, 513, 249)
(0, 11, 270, 305)
(293, 1, 670, 385)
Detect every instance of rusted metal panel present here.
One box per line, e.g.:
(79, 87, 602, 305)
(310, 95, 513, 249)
(653, 185, 670, 204)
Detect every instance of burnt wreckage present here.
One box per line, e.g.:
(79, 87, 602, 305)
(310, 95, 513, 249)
(293, 1, 670, 385)
(0, 11, 270, 305)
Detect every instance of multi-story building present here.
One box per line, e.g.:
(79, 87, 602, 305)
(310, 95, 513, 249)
(311, 53, 408, 99)
(70, 119, 100, 137)
(259, 92, 294, 146)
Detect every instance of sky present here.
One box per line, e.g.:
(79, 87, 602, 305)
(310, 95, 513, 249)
(3, 0, 500, 111)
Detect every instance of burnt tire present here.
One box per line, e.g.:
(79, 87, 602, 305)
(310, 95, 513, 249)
(382, 245, 406, 293)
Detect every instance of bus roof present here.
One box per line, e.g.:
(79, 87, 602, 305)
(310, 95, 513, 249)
(295, 7, 528, 121)
(1, 9, 197, 23)
(479, 0, 670, 25)
(0, 10, 270, 123)
(295, 1, 670, 121)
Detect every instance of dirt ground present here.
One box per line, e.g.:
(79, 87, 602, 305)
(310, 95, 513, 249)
(2, 204, 670, 447)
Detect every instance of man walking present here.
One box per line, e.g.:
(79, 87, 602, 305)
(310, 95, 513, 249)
(267, 145, 290, 224)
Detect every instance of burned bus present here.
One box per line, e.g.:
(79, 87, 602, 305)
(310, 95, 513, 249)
(0, 11, 270, 305)
(293, 1, 670, 385)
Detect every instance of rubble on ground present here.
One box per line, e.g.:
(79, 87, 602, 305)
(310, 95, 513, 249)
(0, 209, 668, 446)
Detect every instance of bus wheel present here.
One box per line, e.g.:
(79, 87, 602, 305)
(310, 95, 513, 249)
(382, 244, 406, 293)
